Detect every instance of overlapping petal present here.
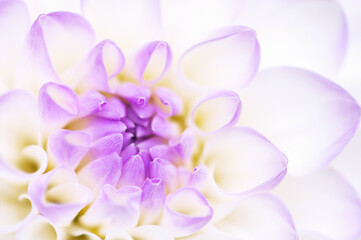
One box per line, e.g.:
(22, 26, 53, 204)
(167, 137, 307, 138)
(239, 67, 361, 176)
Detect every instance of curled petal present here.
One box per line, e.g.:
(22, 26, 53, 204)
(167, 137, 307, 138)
(81, 0, 162, 50)
(161, 187, 213, 238)
(150, 158, 178, 193)
(239, 67, 361, 175)
(0, 176, 34, 234)
(154, 87, 183, 117)
(76, 40, 125, 92)
(81, 185, 142, 232)
(15, 215, 57, 240)
(78, 90, 108, 118)
(48, 129, 91, 169)
(180, 26, 260, 90)
(273, 168, 361, 240)
(169, 129, 196, 161)
(151, 116, 178, 139)
(140, 178, 166, 225)
(28, 166, 93, 225)
(19, 11, 95, 91)
(0, 0, 29, 88)
(202, 127, 287, 195)
(214, 193, 297, 240)
(0, 90, 45, 179)
(115, 82, 151, 107)
(96, 97, 126, 120)
(39, 82, 80, 130)
(190, 90, 241, 133)
(133, 41, 172, 85)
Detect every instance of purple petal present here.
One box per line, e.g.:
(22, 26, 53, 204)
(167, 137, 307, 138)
(84, 133, 123, 162)
(133, 41, 172, 85)
(150, 144, 180, 164)
(169, 129, 196, 161)
(161, 187, 213, 238)
(114, 82, 151, 107)
(78, 90, 108, 118)
(274, 167, 361, 240)
(38, 82, 80, 129)
(28, 166, 93, 225)
(96, 97, 126, 120)
(118, 154, 145, 187)
(78, 152, 122, 194)
(239, 67, 361, 175)
(179, 26, 260, 90)
(154, 87, 183, 117)
(151, 115, 178, 139)
(139, 178, 166, 224)
(76, 40, 125, 92)
(190, 90, 241, 133)
(81, 184, 141, 230)
(150, 158, 178, 193)
(48, 129, 91, 169)
(202, 127, 287, 195)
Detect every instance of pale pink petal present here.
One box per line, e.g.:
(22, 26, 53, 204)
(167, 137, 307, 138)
(18, 11, 95, 91)
(161, 187, 213, 238)
(239, 67, 361, 176)
(76, 40, 125, 92)
(273, 168, 361, 240)
(214, 193, 297, 240)
(81, 0, 162, 50)
(0, 0, 29, 88)
(236, 0, 347, 78)
(132, 41, 172, 85)
(139, 178, 166, 225)
(81, 184, 141, 231)
(28, 166, 93, 225)
(180, 26, 260, 90)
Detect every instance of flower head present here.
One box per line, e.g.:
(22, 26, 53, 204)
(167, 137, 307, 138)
(1, 0, 361, 239)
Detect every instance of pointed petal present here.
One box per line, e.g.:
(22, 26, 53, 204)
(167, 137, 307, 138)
(161, 187, 213, 238)
(239, 67, 361, 175)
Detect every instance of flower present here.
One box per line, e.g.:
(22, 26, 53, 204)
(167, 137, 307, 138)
(0, 0, 361, 239)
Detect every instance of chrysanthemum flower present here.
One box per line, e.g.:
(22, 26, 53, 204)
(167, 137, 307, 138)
(0, 0, 361, 239)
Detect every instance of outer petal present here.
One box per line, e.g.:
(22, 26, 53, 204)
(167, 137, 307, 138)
(214, 193, 297, 240)
(28, 167, 93, 225)
(273, 168, 361, 240)
(81, 0, 162, 50)
(18, 11, 95, 92)
(15, 215, 57, 240)
(0, 90, 46, 179)
(239, 67, 361, 176)
(179, 26, 260, 90)
(201, 127, 287, 195)
(25, 0, 82, 21)
(106, 225, 174, 240)
(160, 187, 213, 238)
(0, 0, 29, 89)
(0, 176, 34, 234)
(236, 0, 347, 77)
